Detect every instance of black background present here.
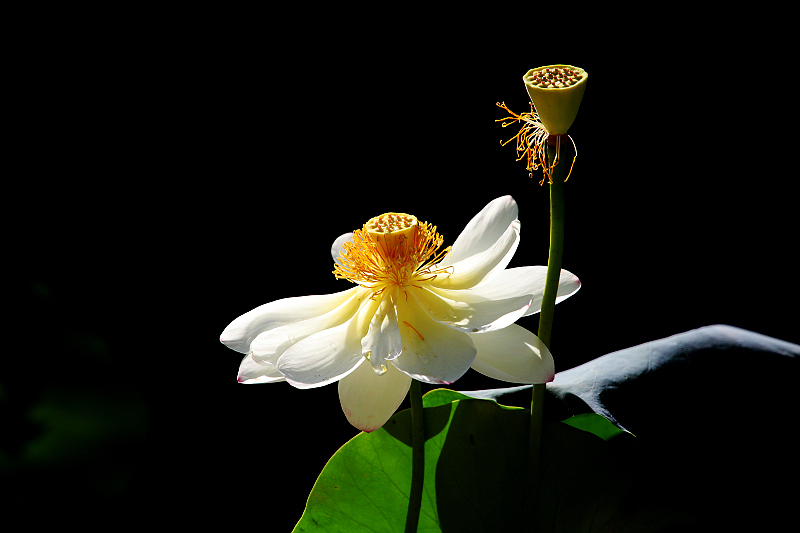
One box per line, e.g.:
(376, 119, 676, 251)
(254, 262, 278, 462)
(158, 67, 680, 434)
(7, 10, 797, 531)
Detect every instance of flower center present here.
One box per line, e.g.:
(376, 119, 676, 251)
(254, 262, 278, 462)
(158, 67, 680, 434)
(333, 212, 452, 295)
(365, 212, 418, 251)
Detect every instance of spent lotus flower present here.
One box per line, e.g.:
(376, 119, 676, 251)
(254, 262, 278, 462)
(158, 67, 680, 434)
(220, 196, 580, 432)
(497, 64, 588, 184)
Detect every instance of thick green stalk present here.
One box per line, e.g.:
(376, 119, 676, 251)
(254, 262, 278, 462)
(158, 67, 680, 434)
(528, 137, 566, 522)
(538, 139, 566, 349)
(405, 379, 425, 533)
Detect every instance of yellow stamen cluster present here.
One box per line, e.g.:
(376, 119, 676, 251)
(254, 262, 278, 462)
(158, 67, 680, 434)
(333, 213, 452, 296)
(495, 101, 577, 185)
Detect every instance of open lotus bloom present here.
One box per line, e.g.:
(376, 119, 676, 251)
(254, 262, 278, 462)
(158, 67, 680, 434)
(220, 196, 580, 432)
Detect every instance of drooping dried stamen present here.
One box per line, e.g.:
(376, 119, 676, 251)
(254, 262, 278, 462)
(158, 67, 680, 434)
(495, 101, 577, 185)
(333, 213, 452, 296)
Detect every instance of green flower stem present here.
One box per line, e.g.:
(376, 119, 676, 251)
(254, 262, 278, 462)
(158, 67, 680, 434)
(528, 136, 566, 521)
(405, 379, 425, 533)
(537, 139, 566, 350)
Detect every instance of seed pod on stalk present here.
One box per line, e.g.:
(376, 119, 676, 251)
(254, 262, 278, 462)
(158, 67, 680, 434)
(523, 64, 588, 135)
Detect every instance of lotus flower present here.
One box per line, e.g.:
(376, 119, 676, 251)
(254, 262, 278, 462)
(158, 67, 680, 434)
(220, 196, 580, 431)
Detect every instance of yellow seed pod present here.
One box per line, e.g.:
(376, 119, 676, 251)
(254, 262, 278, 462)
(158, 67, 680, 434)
(364, 212, 418, 252)
(523, 65, 588, 135)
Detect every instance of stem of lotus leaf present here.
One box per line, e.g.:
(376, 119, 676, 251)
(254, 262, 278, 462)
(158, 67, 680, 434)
(405, 379, 424, 533)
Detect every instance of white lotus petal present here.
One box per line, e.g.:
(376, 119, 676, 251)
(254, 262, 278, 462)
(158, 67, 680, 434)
(432, 266, 580, 317)
(408, 285, 531, 334)
(361, 286, 403, 374)
(468, 324, 555, 384)
(430, 220, 520, 290)
(277, 297, 380, 387)
(338, 358, 412, 432)
(285, 365, 363, 390)
(237, 353, 286, 384)
(331, 232, 354, 263)
(526, 268, 581, 315)
(220, 287, 361, 354)
(250, 288, 371, 364)
(391, 294, 477, 384)
(447, 195, 519, 263)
